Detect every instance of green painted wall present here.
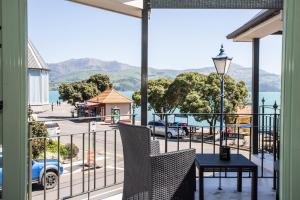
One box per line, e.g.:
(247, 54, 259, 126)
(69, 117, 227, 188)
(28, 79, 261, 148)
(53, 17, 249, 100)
(0, 0, 2, 146)
(281, 0, 300, 199)
(1, 0, 27, 199)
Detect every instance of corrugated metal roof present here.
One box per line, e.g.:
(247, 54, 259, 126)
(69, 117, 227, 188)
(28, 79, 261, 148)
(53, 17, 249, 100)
(28, 40, 48, 70)
(88, 89, 133, 104)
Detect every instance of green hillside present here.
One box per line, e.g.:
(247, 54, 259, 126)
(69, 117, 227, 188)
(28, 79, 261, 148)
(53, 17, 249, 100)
(49, 58, 281, 92)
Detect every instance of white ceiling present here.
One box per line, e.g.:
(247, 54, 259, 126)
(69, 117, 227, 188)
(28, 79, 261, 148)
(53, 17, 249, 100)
(234, 13, 283, 42)
(68, 0, 143, 18)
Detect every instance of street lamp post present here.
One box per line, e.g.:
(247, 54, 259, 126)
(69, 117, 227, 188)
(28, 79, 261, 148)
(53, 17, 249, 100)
(212, 45, 233, 147)
(212, 45, 233, 190)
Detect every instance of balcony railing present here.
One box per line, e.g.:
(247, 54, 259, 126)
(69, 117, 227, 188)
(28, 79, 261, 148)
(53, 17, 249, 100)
(27, 110, 280, 200)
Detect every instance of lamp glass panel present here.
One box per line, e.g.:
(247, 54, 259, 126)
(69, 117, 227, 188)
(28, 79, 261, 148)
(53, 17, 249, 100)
(213, 59, 226, 75)
(224, 59, 232, 74)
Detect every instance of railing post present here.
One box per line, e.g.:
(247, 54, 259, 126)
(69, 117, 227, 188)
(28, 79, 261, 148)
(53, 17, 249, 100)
(27, 123, 32, 200)
(132, 114, 136, 125)
(165, 114, 168, 153)
(261, 98, 265, 154)
(152, 114, 155, 140)
(273, 102, 278, 190)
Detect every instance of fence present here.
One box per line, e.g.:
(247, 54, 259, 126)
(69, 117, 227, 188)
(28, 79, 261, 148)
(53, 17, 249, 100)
(150, 107, 280, 181)
(27, 115, 135, 200)
(27, 105, 280, 199)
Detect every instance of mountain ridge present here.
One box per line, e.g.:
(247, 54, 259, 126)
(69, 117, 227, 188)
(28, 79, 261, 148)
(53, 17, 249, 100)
(48, 58, 281, 92)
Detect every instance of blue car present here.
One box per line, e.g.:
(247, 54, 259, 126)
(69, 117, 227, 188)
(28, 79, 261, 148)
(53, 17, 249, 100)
(0, 155, 64, 189)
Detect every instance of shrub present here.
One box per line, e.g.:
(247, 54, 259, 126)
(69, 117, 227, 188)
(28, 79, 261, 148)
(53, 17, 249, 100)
(61, 143, 79, 159)
(47, 140, 65, 153)
(31, 121, 48, 159)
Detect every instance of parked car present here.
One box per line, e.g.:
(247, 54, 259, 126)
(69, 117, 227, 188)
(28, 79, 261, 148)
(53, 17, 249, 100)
(45, 121, 61, 136)
(0, 154, 64, 190)
(170, 122, 189, 135)
(148, 121, 186, 139)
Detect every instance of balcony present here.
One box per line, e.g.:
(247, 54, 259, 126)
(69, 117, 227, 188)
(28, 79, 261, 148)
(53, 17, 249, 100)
(27, 108, 279, 200)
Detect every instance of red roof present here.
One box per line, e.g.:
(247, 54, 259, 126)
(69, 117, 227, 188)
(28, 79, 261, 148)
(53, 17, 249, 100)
(88, 89, 133, 104)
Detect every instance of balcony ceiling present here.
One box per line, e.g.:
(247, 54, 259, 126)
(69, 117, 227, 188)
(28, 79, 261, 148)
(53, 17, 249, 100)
(227, 9, 283, 42)
(67, 0, 143, 18)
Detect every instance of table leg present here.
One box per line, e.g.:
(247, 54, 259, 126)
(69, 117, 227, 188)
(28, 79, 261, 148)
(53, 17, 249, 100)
(237, 168, 242, 192)
(199, 167, 204, 200)
(252, 167, 258, 200)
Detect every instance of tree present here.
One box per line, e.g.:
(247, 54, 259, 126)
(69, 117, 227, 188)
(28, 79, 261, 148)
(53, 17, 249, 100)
(59, 81, 98, 105)
(59, 74, 112, 105)
(167, 72, 206, 109)
(180, 73, 248, 130)
(132, 78, 175, 120)
(87, 74, 113, 92)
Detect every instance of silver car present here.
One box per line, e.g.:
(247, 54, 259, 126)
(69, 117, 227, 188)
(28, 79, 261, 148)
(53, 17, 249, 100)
(148, 121, 186, 139)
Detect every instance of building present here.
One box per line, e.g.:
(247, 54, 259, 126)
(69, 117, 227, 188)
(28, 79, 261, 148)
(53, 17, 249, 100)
(86, 88, 133, 122)
(28, 40, 49, 112)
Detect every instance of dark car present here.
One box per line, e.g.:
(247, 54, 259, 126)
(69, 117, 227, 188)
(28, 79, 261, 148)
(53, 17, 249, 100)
(170, 122, 189, 135)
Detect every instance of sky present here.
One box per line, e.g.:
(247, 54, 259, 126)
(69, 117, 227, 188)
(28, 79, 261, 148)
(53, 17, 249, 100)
(28, 0, 282, 74)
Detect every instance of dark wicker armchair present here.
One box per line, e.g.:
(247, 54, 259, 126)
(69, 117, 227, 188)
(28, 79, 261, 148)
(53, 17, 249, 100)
(118, 122, 196, 200)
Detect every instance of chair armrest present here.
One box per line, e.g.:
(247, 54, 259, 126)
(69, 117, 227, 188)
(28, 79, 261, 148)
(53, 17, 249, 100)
(150, 140, 160, 155)
(150, 149, 196, 199)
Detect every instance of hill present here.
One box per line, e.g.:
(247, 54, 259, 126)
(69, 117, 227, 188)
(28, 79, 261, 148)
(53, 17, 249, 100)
(48, 58, 281, 92)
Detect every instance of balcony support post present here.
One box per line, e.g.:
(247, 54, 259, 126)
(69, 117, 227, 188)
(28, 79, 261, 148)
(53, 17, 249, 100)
(141, 0, 150, 126)
(252, 38, 260, 154)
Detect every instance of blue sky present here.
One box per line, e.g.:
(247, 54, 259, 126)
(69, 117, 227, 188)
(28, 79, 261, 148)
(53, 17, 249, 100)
(28, 0, 282, 74)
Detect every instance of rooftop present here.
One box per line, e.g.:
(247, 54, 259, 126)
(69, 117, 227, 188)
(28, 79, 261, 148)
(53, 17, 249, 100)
(28, 40, 48, 70)
(227, 9, 282, 42)
(88, 88, 133, 104)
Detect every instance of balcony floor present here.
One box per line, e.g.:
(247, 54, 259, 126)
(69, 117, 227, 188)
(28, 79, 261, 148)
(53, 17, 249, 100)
(103, 176, 276, 200)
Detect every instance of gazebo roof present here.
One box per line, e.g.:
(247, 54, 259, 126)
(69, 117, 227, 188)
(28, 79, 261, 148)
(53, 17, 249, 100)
(88, 88, 133, 104)
(68, 0, 143, 18)
(28, 40, 48, 70)
(227, 9, 282, 42)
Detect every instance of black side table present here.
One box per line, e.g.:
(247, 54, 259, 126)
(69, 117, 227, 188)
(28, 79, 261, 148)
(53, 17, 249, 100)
(195, 154, 258, 200)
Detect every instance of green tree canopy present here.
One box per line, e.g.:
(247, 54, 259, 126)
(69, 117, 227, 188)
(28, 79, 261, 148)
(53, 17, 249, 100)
(180, 73, 248, 126)
(167, 72, 206, 109)
(132, 78, 175, 119)
(132, 72, 248, 125)
(87, 74, 113, 92)
(59, 74, 112, 105)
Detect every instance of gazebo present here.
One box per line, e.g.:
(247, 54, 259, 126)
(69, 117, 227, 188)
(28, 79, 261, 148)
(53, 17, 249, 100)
(86, 88, 133, 122)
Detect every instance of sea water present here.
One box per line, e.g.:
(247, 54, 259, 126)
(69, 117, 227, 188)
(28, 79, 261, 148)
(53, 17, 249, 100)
(49, 90, 281, 124)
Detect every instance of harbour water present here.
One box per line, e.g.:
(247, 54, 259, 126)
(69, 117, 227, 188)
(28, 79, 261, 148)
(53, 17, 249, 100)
(50, 90, 280, 124)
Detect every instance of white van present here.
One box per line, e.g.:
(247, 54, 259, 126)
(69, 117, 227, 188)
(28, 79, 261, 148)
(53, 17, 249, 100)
(44, 122, 61, 137)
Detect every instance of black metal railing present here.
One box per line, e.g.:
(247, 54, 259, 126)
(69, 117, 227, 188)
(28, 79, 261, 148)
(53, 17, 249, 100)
(27, 114, 135, 200)
(150, 109, 280, 179)
(27, 102, 281, 199)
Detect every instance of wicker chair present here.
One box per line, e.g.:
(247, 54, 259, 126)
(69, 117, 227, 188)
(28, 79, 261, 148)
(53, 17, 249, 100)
(118, 122, 196, 200)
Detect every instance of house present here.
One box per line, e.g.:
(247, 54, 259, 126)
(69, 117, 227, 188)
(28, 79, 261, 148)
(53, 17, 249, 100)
(86, 88, 133, 122)
(28, 40, 49, 112)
